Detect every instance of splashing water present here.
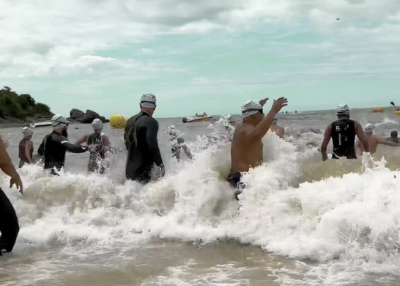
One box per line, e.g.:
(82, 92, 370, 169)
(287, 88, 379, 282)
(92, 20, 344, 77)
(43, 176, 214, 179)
(1, 115, 400, 286)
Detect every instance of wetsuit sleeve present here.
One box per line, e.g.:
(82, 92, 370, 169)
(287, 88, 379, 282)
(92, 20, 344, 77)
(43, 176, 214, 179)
(56, 134, 87, 153)
(38, 137, 45, 156)
(146, 118, 164, 167)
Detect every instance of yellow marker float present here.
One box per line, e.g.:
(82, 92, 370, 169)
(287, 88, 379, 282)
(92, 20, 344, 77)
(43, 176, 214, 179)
(109, 114, 130, 129)
(395, 110, 400, 116)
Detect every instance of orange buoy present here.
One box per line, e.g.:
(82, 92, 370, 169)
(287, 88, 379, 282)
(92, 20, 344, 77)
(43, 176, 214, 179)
(372, 107, 384, 113)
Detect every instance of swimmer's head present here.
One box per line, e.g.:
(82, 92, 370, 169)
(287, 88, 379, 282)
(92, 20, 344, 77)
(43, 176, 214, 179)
(51, 114, 69, 136)
(92, 118, 103, 132)
(241, 100, 264, 123)
(336, 104, 350, 118)
(140, 93, 157, 116)
(273, 118, 278, 124)
(391, 130, 398, 138)
(21, 127, 33, 139)
(364, 123, 374, 133)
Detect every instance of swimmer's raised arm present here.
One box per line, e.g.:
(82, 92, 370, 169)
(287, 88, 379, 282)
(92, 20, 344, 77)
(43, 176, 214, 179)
(321, 124, 331, 161)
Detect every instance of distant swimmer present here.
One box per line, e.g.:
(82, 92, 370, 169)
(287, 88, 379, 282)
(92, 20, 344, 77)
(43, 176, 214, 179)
(321, 104, 368, 161)
(75, 119, 111, 174)
(270, 117, 284, 138)
(18, 127, 34, 168)
(387, 130, 399, 143)
(356, 124, 399, 155)
(38, 114, 88, 175)
(228, 97, 288, 199)
(0, 133, 23, 255)
(166, 125, 192, 161)
(124, 94, 165, 184)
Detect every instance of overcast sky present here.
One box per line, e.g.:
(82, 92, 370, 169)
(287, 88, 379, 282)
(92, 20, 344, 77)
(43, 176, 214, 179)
(1, 0, 400, 118)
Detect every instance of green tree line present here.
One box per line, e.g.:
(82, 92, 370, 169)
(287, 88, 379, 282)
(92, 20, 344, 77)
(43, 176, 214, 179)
(0, 86, 52, 120)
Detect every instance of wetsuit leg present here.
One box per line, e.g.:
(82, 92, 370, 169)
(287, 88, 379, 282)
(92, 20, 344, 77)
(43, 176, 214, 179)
(227, 173, 245, 200)
(0, 187, 20, 254)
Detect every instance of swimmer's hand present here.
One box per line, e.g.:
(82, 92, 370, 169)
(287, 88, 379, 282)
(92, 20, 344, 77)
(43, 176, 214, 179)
(271, 97, 288, 114)
(10, 174, 23, 194)
(259, 97, 269, 107)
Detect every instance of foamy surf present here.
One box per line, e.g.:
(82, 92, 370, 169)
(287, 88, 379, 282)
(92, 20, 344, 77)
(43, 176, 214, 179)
(1, 116, 400, 285)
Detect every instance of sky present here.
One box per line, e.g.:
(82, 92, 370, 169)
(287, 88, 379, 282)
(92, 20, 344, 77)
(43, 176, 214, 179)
(1, 0, 400, 118)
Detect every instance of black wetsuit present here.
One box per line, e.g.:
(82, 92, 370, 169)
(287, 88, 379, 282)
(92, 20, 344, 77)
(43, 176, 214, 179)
(0, 187, 19, 255)
(330, 119, 357, 159)
(87, 132, 107, 174)
(38, 131, 87, 175)
(124, 112, 164, 184)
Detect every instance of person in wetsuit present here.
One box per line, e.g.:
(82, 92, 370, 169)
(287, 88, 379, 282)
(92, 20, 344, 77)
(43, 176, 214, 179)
(228, 97, 288, 200)
(320, 104, 368, 161)
(75, 119, 111, 174)
(124, 94, 165, 184)
(356, 124, 399, 155)
(0, 133, 23, 255)
(387, 130, 399, 143)
(18, 127, 34, 168)
(38, 114, 88, 175)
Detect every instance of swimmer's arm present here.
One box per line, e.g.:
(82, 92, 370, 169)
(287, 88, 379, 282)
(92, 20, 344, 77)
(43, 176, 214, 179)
(247, 111, 278, 141)
(25, 140, 33, 164)
(38, 137, 45, 156)
(321, 125, 331, 161)
(377, 138, 399, 146)
(58, 135, 87, 153)
(146, 118, 164, 168)
(102, 135, 112, 152)
(182, 144, 193, 160)
(75, 135, 88, 145)
(0, 135, 20, 179)
(355, 122, 369, 152)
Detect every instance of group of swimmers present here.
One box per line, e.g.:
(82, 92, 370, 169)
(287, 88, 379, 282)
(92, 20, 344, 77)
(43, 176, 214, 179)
(2, 94, 398, 255)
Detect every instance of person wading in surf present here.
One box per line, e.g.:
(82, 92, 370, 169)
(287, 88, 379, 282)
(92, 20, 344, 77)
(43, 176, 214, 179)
(320, 104, 368, 161)
(0, 133, 23, 255)
(228, 97, 288, 199)
(124, 94, 165, 184)
(270, 117, 284, 138)
(18, 127, 34, 168)
(75, 118, 111, 174)
(356, 124, 399, 155)
(38, 114, 88, 175)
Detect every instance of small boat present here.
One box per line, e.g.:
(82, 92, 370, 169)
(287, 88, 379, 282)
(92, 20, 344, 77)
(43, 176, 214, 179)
(182, 114, 212, 123)
(30, 121, 52, 128)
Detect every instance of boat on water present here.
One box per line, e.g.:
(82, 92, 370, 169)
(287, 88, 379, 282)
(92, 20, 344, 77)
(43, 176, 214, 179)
(30, 121, 52, 128)
(182, 113, 212, 123)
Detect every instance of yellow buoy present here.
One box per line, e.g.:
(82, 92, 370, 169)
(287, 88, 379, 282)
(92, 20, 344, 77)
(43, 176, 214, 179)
(395, 110, 400, 116)
(109, 114, 130, 129)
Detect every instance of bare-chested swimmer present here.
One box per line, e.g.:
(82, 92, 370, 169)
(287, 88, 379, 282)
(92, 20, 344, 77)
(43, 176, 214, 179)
(356, 123, 399, 155)
(227, 97, 288, 199)
(270, 117, 284, 138)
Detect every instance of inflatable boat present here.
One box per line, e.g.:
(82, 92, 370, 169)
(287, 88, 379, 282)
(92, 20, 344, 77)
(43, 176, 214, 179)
(182, 115, 213, 123)
(30, 121, 52, 128)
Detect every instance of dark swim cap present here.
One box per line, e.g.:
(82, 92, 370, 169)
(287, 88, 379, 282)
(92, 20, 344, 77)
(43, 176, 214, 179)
(391, 130, 398, 138)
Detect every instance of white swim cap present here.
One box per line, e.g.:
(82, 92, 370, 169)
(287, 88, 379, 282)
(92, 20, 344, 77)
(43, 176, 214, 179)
(92, 118, 103, 130)
(242, 100, 263, 119)
(337, 104, 350, 116)
(22, 127, 33, 138)
(364, 123, 374, 133)
(51, 114, 69, 129)
(140, 93, 157, 108)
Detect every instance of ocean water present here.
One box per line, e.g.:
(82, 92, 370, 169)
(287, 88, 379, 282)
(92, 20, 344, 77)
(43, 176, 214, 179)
(1, 109, 400, 286)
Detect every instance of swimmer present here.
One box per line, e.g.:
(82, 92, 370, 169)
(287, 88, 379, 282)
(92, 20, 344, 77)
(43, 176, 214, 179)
(124, 94, 165, 184)
(166, 125, 192, 161)
(387, 130, 399, 143)
(356, 124, 399, 155)
(270, 117, 284, 138)
(75, 118, 111, 174)
(18, 127, 34, 168)
(321, 104, 368, 161)
(0, 133, 23, 255)
(228, 97, 288, 199)
(38, 114, 88, 175)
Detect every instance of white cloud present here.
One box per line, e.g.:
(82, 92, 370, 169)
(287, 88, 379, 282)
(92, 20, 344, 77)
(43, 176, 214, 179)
(1, 0, 400, 87)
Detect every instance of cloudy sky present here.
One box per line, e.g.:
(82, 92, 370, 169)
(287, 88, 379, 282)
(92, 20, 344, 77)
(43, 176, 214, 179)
(1, 0, 400, 118)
